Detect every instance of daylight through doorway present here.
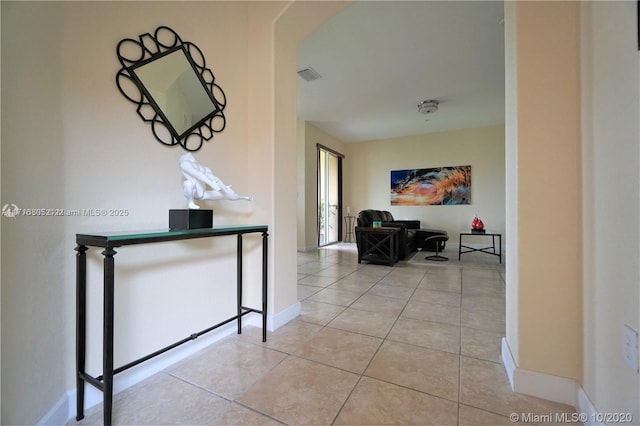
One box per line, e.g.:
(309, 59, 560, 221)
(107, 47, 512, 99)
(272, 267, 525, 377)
(317, 145, 344, 246)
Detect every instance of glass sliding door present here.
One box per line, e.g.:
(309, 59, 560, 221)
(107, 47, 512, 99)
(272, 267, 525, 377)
(317, 145, 343, 246)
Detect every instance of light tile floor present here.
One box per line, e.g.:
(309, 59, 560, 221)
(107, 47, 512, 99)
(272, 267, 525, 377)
(72, 244, 575, 425)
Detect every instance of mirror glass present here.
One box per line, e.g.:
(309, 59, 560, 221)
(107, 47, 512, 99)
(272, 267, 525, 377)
(116, 26, 226, 152)
(132, 48, 217, 139)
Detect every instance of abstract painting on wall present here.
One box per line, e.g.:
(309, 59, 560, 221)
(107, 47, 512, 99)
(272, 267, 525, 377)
(390, 165, 471, 206)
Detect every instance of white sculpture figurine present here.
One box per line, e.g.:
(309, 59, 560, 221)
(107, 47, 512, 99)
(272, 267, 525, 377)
(180, 153, 252, 209)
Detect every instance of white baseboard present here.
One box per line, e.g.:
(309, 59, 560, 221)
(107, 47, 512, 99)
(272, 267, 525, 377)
(513, 365, 580, 407)
(37, 389, 74, 426)
(244, 302, 300, 332)
(577, 387, 605, 426)
(501, 338, 603, 424)
(47, 303, 301, 425)
(501, 337, 517, 390)
(262, 301, 301, 331)
(57, 320, 239, 425)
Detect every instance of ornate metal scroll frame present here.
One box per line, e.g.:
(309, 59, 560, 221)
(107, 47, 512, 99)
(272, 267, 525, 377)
(115, 26, 226, 152)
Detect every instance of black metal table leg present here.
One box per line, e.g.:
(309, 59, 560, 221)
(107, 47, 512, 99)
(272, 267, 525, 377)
(75, 245, 87, 421)
(458, 232, 502, 264)
(102, 248, 117, 426)
(237, 234, 243, 335)
(262, 231, 268, 342)
(74, 226, 269, 423)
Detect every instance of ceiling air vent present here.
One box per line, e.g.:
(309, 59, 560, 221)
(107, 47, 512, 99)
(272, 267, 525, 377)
(297, 67, 322, 82)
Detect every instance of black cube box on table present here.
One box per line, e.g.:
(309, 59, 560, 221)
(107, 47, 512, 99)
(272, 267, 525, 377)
(169, 209, 213, 230)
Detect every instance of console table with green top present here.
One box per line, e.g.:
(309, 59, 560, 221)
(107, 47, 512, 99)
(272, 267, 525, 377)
(75, 225, 268, 425)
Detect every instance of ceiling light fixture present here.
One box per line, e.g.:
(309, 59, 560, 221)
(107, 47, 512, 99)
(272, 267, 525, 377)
(418, 99, 439, 114)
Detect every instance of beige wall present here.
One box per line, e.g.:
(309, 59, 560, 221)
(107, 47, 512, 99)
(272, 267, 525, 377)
(507, 1, 639, 418)
(4, 1, 638, 423)
(580, 1, 640, 417)
(2, 3, 256, 424)
(2, 3, 67, 422)
(296, 119, 308, 248)
(343, 125, 505, 242)
(503, 0, 520, 367)
(0, 1, 349, 423)
(511, 1, 583, 380)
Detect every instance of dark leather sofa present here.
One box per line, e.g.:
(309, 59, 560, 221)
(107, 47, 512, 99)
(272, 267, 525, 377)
(355, 209, 448, 265)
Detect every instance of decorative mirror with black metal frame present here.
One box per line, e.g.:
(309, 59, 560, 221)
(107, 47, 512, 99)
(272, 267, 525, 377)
(116, 26, 226, 152)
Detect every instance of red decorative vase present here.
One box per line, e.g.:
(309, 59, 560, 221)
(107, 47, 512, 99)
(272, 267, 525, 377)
(471, 215, 485, 230)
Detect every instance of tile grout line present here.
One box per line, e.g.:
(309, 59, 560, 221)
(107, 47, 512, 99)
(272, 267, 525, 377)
(324, 261, 395, 426)
(457, 267, 465, 426)
(329, 261, 428, 426)
(70, 247, 515, 425)
(163, 359, 290, 425)
(294, 247, 507, 422)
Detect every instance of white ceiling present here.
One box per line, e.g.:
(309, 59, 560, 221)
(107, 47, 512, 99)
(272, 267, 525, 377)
(296, 1, 505, 143)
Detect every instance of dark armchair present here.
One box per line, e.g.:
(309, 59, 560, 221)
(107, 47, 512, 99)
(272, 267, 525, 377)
(355, 209, 449, 265)
(356, 210, 419, 261)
